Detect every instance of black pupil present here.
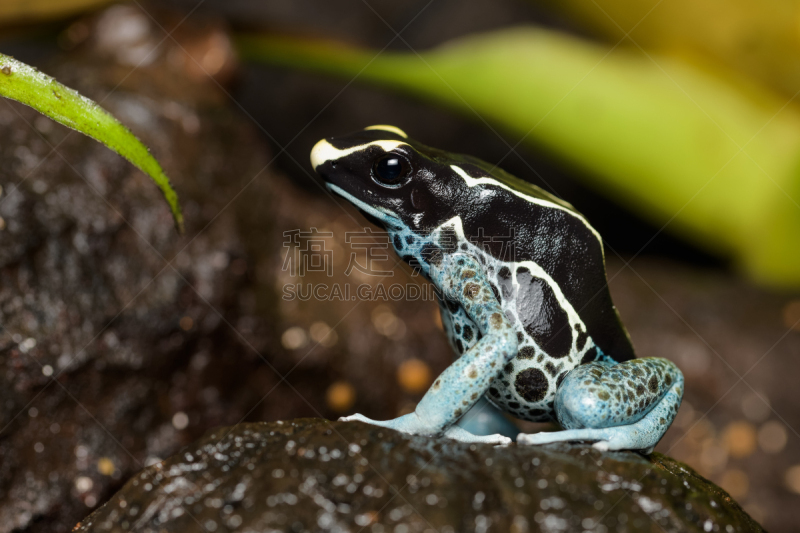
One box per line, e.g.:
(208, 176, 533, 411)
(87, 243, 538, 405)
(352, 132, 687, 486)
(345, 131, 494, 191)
(375, 156, 404, 182)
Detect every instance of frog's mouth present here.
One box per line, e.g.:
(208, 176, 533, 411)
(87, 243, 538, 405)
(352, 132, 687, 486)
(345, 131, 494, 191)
(326, 183, 403, 230)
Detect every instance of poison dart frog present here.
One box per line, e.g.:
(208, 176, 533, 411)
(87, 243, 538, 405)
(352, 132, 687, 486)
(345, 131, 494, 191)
(310, 125, 683, 453)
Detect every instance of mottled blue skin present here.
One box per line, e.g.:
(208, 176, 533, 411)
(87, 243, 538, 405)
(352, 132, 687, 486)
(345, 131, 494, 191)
(528, 359, 684, 452)
(312, 127, 684, 452)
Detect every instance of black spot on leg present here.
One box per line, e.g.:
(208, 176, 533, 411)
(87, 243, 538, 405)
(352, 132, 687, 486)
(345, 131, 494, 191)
(490, 283, 501, 303)
(648, 375, 659, 394)
(393, 234, 403, 251)
(515, 368, 549, 403)
(544, 361, 562, 377)
(489, 387, 499, 397)
(556, 371, 568, 388)
(462, 326, 474, 342)
(517, 332, 525, 343)
(454, 324, 461, 334)
(456, 339, 464, 354)
(405, 235, 415, 245)
(515, 269, 572, 359)
(445, 298, 460, 313)
(518, 346, 536, 359)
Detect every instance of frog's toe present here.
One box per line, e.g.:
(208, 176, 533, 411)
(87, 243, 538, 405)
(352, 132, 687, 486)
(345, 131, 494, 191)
(338, 412, 440, 437)
(516, 428, 611, 446)
(338, 413, 376, 424)
(444, 425, 512, 445)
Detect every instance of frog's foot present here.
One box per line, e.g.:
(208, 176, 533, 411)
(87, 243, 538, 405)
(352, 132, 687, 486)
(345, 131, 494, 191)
(517, 357, 684, 453)
(339, 413, 511, 445)
(444, 425, 512, 445)
(517, 427, 610, 447)
(517, 426, 651, 454)
(339, 412, 437, 436)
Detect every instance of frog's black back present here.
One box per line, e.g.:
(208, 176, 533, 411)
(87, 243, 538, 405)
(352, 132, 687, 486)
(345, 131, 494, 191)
(450, 159, 636, 364)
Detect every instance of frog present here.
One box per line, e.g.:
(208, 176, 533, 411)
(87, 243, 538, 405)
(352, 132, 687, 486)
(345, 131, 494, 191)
(309, 125, 684, 453)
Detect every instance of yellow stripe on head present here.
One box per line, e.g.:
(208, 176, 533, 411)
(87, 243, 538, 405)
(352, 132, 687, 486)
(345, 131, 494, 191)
(310, 138, 408, 168)
(364, 125, 408, 138)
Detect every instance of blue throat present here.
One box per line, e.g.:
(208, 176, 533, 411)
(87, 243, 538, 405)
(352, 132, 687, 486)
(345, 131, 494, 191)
(326, 183, 437, 278)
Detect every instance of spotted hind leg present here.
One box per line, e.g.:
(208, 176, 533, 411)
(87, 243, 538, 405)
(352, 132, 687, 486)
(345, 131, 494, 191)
(517, 358, 683, 453)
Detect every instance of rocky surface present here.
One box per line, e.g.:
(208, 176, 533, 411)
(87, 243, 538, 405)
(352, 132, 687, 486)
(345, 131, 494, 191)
(0, 13, 270, 531)
(74, 418, 763, 533)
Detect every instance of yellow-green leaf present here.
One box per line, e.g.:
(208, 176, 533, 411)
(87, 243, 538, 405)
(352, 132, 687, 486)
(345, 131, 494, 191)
(0, 0, 112, 26)
(540, 0, 800, 102)
(0, 53, 183, 233)
(237, 29, 800, 288)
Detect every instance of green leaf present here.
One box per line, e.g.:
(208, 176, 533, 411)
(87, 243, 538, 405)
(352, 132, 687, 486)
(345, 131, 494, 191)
(539, 0, 800, 102)
(0, 0, 112, 26)
(237, 30, 800, 288)
(0, 53, 183, 233)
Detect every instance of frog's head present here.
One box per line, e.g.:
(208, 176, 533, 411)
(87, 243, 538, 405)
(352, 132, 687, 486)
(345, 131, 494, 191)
(310, 125, 463, 234)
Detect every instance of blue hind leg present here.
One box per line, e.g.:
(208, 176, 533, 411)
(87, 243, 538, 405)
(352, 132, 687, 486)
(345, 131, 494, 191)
(517, 358, 683, 453)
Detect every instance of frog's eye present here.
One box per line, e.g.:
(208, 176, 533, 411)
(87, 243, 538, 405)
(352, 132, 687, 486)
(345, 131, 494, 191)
(372, 153, 410, 187)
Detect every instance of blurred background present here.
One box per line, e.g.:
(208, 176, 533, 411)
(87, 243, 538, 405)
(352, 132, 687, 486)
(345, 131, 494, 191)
(0, 0, 799, 531)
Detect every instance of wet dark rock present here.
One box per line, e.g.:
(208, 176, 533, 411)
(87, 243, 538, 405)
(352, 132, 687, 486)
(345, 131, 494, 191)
(0, 9, 270, 533)
(0, 8, 453, 532)
(75, 418, 763, 533)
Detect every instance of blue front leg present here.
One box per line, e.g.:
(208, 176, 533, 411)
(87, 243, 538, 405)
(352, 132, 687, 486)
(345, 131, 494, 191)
(340, 253, 518, 444)
(517, 358, 683, 453)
